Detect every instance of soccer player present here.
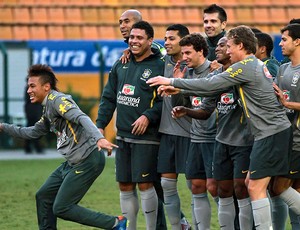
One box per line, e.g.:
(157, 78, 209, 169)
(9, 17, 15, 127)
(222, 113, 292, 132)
(162, 32, 217, 230)
(0, 64, 126, 230)
(254, 32, 280, 80)
(147, 25, 300, 229)
(203, 4, 227, 61)
(157, 24, 192, 230)
(96, 21, 164, 230)
(172, 36, 254, 229)
(273, 23, 300, 229)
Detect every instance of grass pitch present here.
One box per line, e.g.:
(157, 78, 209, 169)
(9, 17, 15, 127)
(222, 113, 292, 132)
(0, 157, 291, 229)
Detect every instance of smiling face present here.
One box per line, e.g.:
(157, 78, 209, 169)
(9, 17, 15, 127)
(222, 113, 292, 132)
(203, 12, 226, 38)
(181, 45, 203, 68)
(226, 38, 243, 64)
(215, 37, 230, 65)
(129, 28, 152, 60)
(164, 30, 182, 59)
(27, 76, 50, 104)
(119, 11, 139, 39)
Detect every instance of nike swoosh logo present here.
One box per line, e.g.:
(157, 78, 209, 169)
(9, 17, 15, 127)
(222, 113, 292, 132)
(142, 173, 150, 177)
(290, 170, 299, 174)
(145, 210, 155, 214)
(75, 170, 84, 174)
(242, 170, 249, 174)
(250, 170, 256, 174)
(123, 66, 128, 69)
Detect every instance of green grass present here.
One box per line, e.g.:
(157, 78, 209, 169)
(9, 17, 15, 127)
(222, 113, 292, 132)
(0, 158, 292, 229)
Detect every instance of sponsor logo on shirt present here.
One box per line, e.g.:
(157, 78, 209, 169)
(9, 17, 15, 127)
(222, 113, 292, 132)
(263, 66, 272, 79)
(292, 72, 300, 86)
(192, 96, 202, 107)
(283, 90, 290, 101)
(220, 93, 234, 104)
(226, 67, 243, 78)
(122, 84, 135, 95)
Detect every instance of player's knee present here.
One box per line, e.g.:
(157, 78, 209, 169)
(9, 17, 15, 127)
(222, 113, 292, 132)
(52, 202, 69, 219)
(161, 177, 177, 195)
(234, 182, 248, 199)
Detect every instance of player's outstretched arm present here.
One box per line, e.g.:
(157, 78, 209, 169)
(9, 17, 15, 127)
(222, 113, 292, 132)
(147, 76, 171, 87)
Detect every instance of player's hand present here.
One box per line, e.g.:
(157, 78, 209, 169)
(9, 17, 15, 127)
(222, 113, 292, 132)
(173, 60, 187, 78)
(273, 82, 285, 105)
(158, 85, 181, 96)
(210, 60, 222, 72)
(172, 106, 187, 119)
(120, 48, 131, 64)
(97, 138, 118, 156)
(131, 115, 149, 135)
(147, 76, 171, 87)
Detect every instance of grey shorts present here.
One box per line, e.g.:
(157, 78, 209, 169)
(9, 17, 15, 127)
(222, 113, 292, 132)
(157, 134, 190, 174)
(213, 141, 252, 180)
(249, 127, 292, 179)
(186, 142, 215, 180)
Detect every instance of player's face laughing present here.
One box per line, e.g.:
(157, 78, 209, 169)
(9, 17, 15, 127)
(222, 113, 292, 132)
(27, 76, 49, 104)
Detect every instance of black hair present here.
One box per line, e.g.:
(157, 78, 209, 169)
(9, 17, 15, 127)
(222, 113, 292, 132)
(131, 20, 154, 39)
(281, 23, 300, 40)
(203, 4, 227, 22)
(166, 24, 190, 38)
(255, 32, 274, 57)
(27, 64, 58, 91)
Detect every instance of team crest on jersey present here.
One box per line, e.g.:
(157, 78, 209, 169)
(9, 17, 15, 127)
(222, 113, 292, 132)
(292, 72, 300, 86)
(263, 66, 272, 79)
(220, 93, 234, 104)
(283, 90, 290, 101)
(141, 69, 152, 79)
(192, 96, 202, 107)
(122, 84, 135, 95)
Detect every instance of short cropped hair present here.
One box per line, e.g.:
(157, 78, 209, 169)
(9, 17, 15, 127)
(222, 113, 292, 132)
(203, 4, 227, 22)
(131, 20, 154, 39)
(166, 24, 190, 38)
(255, 32, 274, 57)
(281, 23, 300, 40)
(179, 33, 209, 57)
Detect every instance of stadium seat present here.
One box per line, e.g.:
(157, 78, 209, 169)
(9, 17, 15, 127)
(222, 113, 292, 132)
(82, 8, 99, 24)
(50, 0, 68, 6)
(253, 0, 271, 5)
(47, 25, 65, 39)
(287, 8, 300, 22)
(17, 0, 35, 6)
(65, 25, 82, 39)
(167, 8, 184, 24)
(0, 0, 17, 6)
(270, 8, 287, 24)
(13, 7, 30, 24)
(235, 7, 253, 24)
(0, 7, 13, 23)
(153, 25, 166, 39)
(31, 7, 48, 24)
(98, 8, 116, 24)
(48, 7, 65, 24)
(30, 26, 47, 40)
(270, 0, 287, 6)
(183, 8, 202, 24)
(13, 26, 30, 40)
(98, 26, 117, 39)
(253, 7, 269, 24)
(0, 26, 13, 39)
(138, 8, 151, 21)
(225, 8, 236, 25)
(82, 26, 99, 39)
(65, 7, 82, 24)
(188, 25, 201, 33)
(149, 8, 167, 24)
